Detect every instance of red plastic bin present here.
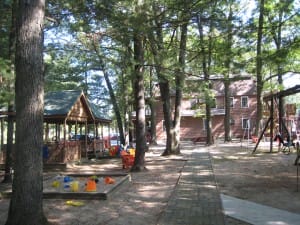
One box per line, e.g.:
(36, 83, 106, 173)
(121, 154, 135, 169)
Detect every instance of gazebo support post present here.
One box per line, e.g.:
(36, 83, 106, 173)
(75, 121, 81, 161)
(75, 121, 78, 137)
(93, 121, 96, 157)
(85, 121, 88, 158)
(0, 118, 3, 153)
(63, 118, 67, 163)
(101, 123, 104, 150)
(44, 123, 49, 142)
(95, 123, 99, 138)
(270, 96, 274, 153)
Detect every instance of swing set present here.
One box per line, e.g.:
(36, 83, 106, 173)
(252, 85, 300, 154)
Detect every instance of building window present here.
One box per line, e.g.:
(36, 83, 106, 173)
(162, 120, 166, 131)
(202, 118, 207, 130)
(211, 98, 216, 108)
(230, 97, 234, 108)
(145, 105, 151, 116)
(242, 118, 250, 129)
(146, 121, 151, 131)
(241, 96, 249, 108)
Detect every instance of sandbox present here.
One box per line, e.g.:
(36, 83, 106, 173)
(1, 173, 130, 200)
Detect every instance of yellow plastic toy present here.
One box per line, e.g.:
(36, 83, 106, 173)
(52, 180, 60, 188)
(70, 181, 79, 192)
(66, 200, 84, 206)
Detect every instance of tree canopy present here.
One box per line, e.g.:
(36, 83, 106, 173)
(1, 1, 299, 224)
(1, 0, 299, 149)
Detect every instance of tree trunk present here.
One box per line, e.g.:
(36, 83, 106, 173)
(205, 93, 213, 145)
(0, 119, 3, 152)
(224, 79, 231, 142)
(224, 3, 233, 142)
(149, 66, 157, 145)
(149, 98, 157, 145)
(5, 0, 48, 224)
(272, 7, 284, 135)
(159, 81, 174, 155)
(2, 104, 13, 183)
(131, 33, 147, 171)
(173, 21, 188, 153)
(3, 0, 17, 184)
(197, 14, 213, 145)
(147, 6, 178, 155)
(255, 0, 265, 136)
(100, 60, 125, 145)
(92, 34, 126, 145)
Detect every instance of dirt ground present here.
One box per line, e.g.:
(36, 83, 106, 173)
(211, 140, 300, 215)
(0, 141, 300, 225)
(0, 147, 186, 225)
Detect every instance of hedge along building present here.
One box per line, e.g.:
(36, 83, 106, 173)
(0, 90, 111, 165)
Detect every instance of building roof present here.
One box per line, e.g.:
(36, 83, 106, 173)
(213, 79, 257, 96)
(0, 90, 111, 124)
(88, 101, 111, 123)
(44, 90, 111, 124)
(44, 90, 82, 116)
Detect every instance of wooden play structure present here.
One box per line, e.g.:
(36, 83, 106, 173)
(0, 90, 112, 165)
(253, 85, 300, 153)
(43, 90, 112, 163)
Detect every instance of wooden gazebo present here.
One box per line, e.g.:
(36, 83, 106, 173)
(0, 90, 111, 164)
(43, 90, 111, 163)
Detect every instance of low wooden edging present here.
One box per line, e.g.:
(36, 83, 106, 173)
(1, 173, 130, 200)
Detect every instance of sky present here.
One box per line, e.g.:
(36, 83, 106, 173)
(283, 73, 300, 88)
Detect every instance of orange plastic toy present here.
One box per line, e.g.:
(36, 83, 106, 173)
(104, 176, 115, 184)
(86, 179, 97, 192)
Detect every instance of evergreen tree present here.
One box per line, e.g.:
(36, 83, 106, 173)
(5, 0, 48, 224)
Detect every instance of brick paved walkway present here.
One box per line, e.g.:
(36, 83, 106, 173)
(157, 147, 225, 225)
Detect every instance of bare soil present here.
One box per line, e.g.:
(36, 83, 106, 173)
(0, 142, 300, 225)
(211, 141, 300, 215)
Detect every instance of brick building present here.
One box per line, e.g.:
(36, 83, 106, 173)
(153, 79, 257, 142)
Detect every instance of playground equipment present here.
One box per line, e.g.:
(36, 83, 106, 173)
(295, 142, 300, 192)
(120, 150, 135, 169)
(253, 85, 300, 153)
(274, 133, 296, 153)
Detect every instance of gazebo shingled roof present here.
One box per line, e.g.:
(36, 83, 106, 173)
(43, 90, 111, 124)
(44, 90, 83, 116)
(44, 90, 94, 123)
(0, 90, 111, 124)
(88, 101, 111, 123)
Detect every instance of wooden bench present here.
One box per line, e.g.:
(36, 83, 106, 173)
(192, 136, 214, 144)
